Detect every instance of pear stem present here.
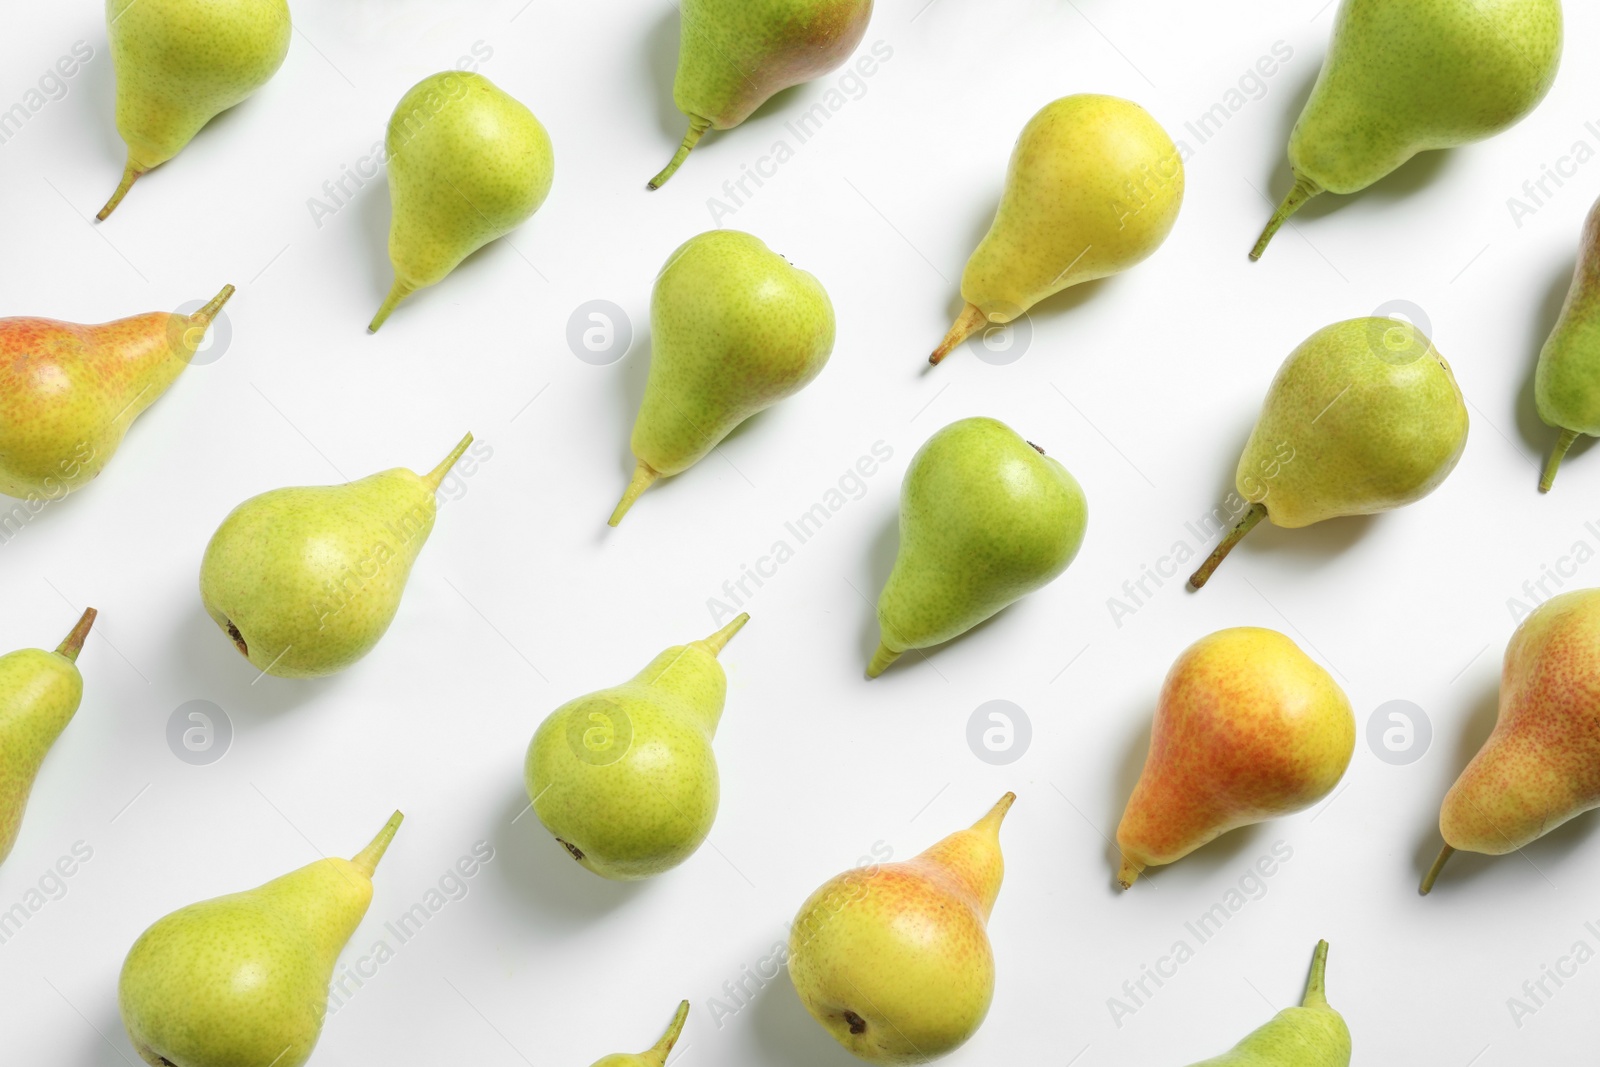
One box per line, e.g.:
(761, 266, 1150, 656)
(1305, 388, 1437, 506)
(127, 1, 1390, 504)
(702, 613, 749, 655)
(1116, 855, 1141, 891)
(647, 1000, 691, 1061)
(609, 460, 660, 527)
(1188, 502, 1267, 590)
(974, 792, 1016, 834)
(1420, 843, 1455, 896)
(96, 159, 144, 221)
(929, 303, 987, 365)
(1541, 428, 1580, 493)
(648, 116, 711, 190)
(54, 608, 98, 663)
(865, 640, 901, 679)
(369, 279, 415, 333)
(1250, 174, 1322, 260)
(351, 810, 405, 878)
(191, 284, 236, 326)
(1302, 940, 1331, 1009)
(424, 433, 475, 491)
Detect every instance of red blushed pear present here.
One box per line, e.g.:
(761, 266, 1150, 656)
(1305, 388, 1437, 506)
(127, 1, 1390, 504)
(1116, 629, 1354, 889)
(1423, 587, 1600, 894)
(788, 793, 1013, 1065)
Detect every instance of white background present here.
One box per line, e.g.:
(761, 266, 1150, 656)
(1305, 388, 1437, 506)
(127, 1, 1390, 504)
(0, 0, 1597, 1063)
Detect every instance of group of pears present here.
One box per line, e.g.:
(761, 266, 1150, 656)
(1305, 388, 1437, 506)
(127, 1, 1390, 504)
(4, 0, 1599, 1063)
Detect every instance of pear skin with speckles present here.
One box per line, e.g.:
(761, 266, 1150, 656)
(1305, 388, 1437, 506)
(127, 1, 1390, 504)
(369, 71, 554, 331)
(0, 610, 95, 867)
(868, 417, 1086, 677)
(788, 793, 1014, 1065)
(1253, 0, 1561, 258)
(526, 616, 748, 880)
(198, 435, 474, 678)
(1115, 629, 1353, 889)
(1184, 941, 1351, 1066)
(118, 812, 403, 1067)
(609, 230, 834, 526)
(588, 1001, 690, 1067)
(0, 286, 233, 500)
(1535, 195, 1600, 492)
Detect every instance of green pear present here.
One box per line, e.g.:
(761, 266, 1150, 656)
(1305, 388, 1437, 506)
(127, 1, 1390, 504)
(0, 286, 233, 499)
(1536, 194, 1600, 492)
(525, 615, 747, 880)
(609, 230, 834, 526)
(119, 812, 402, 1067)
(369, 72, 555, 331)
(1423, 587, 1600, 894)
(648, 0, 874, 188)
(869, 417, 1086, 678)
(1189, 318, 1468, 589)
(199, 434, 473, 678)
(1184, 941, 1351, 1066)
(1252, 0, 1562, 259)
(789, 794, 1014, 1065)
(930, 94, 1183, 365)
(100, 0, 291, 219)
(588, 1002, 690, 1067)
(0, 609, 96, 867)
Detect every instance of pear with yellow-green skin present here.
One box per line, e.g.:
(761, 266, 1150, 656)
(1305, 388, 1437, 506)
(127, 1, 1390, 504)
(587, 1002, 691, 1067)
(930, 94, 1184, 365)
(1184, 941, 1351, 1066)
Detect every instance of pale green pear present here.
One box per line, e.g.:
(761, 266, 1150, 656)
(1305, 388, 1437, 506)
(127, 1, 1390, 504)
(789, 794, 1014, 1065)
(100, 0, 291, 219)
(589, 1002, 690, 1067)
(0, 609, 95, 867)
(1190, 318, 1468, 589)
(119, 812, 403, 1067)
(1253, 0, 1562, 258)
(1536, 194, 1600, 492)
(609, 230, 834, 526)
(370, 72, 555, 331)
(199, 435, 473, 678)
(0, 286, 232, 499)
(525, 615, 747, 880)
(870, 418, 1086, 678)
(1184, 941, 1351, 1066)
(930, 94, 1183, 365)
(648, 0, 874, 188)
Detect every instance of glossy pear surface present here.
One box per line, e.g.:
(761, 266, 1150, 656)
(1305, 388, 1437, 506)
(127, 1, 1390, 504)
(0, 287, 232, 499)
(526, 616, 747, 880)
(119, 813, 401, 1067)
(101, 0, 291, 218)
(589, 1002, 689, 1067)
(199, 435, 472, 678)
(0, 610, 95, 866)
(610, 230, 834, 525)
(1116, 629, 1353, 887)
(870, 417, 1086, 676)
(1186, 941, 1351, 1067)
(789, 794, 1013, 1065)
(649, 0, 874, 187)
(370, 72, 554, 330)
(1253, 0, 1560, 257)
(1536, 195, 1600, 491)
(932, 94, 1183, 363)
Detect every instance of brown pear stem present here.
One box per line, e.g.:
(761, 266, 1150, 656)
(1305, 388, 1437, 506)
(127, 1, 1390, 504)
(648, 116, 711, 190)
(424, 433, 474, 491)
(191, 284, 236, 326)
(647, 1000, 690, 1062)
(1419, 843, 1455, 896)
(609, 460, 660, 527)
(1116, 855, 1142, 891)
(369, 279, 415, 333)
(1250, 174, 1322, 261)
(54, 608, 98, 663)
(97, 159, 144, 221)
(1303, 940, 1331, 1009)
(352, 810, 405, 878)
(1541, 429, 1580, 493)
(865, 640, 901, 679)
(702, 614, 749, 655)
(974, 792, 1016, 833)
(929, 303, 987, 365)
(1188, 502, 1267, 590)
